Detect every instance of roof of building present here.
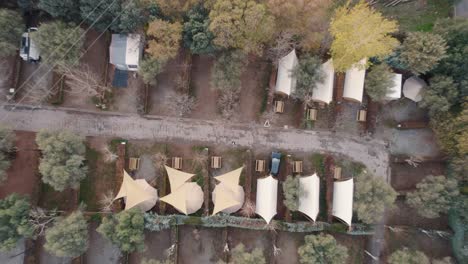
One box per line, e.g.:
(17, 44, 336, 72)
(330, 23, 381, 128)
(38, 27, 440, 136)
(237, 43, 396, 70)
(255, 175, 278, 223)
(312, 60, 335, 104)
(298, 174, 320, 221)
(275, 49, 298, 96)
(343, 58, 367, 103)
(332, 178, 354, 226)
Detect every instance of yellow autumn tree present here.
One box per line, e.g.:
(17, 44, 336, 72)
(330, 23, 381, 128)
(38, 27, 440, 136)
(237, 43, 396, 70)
(146, 19, 182, 61)
(148, 0, 201, 18)
(330, 0, 399, 72)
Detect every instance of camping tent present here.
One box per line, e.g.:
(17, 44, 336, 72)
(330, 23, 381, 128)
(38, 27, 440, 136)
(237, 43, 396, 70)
(312, 60, 335, 104)
(385, 73, 402, 101)
(403, 76, 426, 102)
(255, 175, 278, 223)
(343, 58, 367, 103)
(332, 178, 354, 226)
(275, 49, 298, 96)
(114, 170, 158, 211)
(159, 166, 203, 215)
(212, 167, 245, 215)
(110, 34, 143, 71)
(298, 174, 320, 221)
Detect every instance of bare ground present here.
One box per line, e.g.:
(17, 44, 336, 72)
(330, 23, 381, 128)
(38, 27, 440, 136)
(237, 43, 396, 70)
(188, 55, 219, 120)
(128, 230, 172, 264)
(178, 226, 224, 264)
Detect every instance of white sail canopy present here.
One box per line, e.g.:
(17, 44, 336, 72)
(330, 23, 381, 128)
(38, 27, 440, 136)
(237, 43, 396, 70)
(385, 73, 402, 100)
(312, 60, 335, 104)
(275, 49, 298, 96)
(255, 175, 278, 223)
(403, 76, 426, 102)
(165, 165, 195, 191)
(343, 58, 367, 103)
(298, 174, 320, 221)
(212, 167, 245, 215)
(114, 170, 158, 211)
(332, 178, 354, 226)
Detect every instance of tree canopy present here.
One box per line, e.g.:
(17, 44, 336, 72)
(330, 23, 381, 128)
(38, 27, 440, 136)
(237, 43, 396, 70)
(329, 0, 398, 72)
(282, 175, 303, 211)
(388, 248, 429, 264)
(36, 130, 88, 191)
(209, 0, 275, 55)
(420, 75, 458, 118)
(0, 194, 34, 252)
(44, 210, 88, 257)
(0, 127, 15, 184)
(211, 50, 247, 91)
(0, 9, 24, 57)
(406, 175, 459, 218)
(183, 4, 217, 54)
(38, 0, 80, 21)
(399, 31, 447, 75)
(115, 0, 147, 33)
(292, 55, 324, 101)
(80, 0, 121, 32)
(97, 208, 145, 252)
(32, 21, 85, 67)
(146, 19, 183, 61)
(139, 58, 167, 86)
(364, 63, 395, 101)
(354, 172, 397, 224)
(224, 243, 265, 264)
(297, 233, 348, 264)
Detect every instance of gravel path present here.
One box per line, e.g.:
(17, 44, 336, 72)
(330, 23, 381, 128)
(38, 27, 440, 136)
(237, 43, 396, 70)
(0, 104, 390, 179)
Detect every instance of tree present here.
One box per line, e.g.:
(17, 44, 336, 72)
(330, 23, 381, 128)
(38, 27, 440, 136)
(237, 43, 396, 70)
(364, 63, 395, 101)
(297, 233, 348, 264)
(36, 130, 88, 191)
(115, 0, 147, 33)
(0, 9, 24, 57)
(44, 211, 88, 257)
(266, 31, 297, 64)
(399, 32, 447, 75)
(139, 58, 167, 85)
(420, 75, 458, 118)
(406, 175, 459, 218)
(282, 175, 303, 211)
(209, 0, 275, 55)
(0, 194, 34, 252)
(292, 55, 324, 101)
(97, 208, 145, 252)
(152, 0, 200, 18)
(388, 248, 429, 264)
(432, 257, 454, 264)
(211, 50, 247, 91)
(32, 21, 85, 67)
(141, 259, 172, 264)
(60, 65, 111, 102)
(80, 0, 121, 32)
(146, 19, 183, 61)
(17, 0, 33, 13)
(38, 0, 80, 21)
(329, 0, 398, 72)
(224, 243, 265, 264)
(354, 172, 397, 224)
(0, 127, 15, 184)
(183, 4, 217, 54)
(218, 89, 240, 119)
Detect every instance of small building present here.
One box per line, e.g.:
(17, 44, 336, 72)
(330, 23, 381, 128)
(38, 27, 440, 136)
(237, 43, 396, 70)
(332, 178, 354, 226)
(274, 49, 298, 96)
(311, 60, 335, 104)
(385, 73, 402, 101)
(343, 58, 367, 103)
(109, 34, 143, 72)
(298, 174, 320, 221)
(255, 175, 278, 223)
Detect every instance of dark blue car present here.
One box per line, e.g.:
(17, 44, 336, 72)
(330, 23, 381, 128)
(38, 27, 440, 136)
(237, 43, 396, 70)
(270, 152, 281, 175)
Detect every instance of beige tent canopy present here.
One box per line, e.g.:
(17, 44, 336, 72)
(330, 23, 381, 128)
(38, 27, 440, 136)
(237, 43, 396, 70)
(255, 175, 278, 223)
(114, 170, 158, 212)
(312, 60, 335, 104)
(159, 166, 203, 215)
(212, 167, 245, 215)
(275, 49, 298, 96)
(403, 76, 426, 102)
(332, 178, 354, 226)
(343, 58, 367, 103)
(298, 174, 320, 221)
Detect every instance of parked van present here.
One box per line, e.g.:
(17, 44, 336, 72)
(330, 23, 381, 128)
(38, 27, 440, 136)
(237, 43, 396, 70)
(19, 27, 40, 62)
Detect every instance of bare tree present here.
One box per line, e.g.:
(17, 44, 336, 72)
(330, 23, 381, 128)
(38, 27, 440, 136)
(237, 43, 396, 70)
(99, 190, 115, 213)
(191, 150, 208, 170)
(29, 207, 58, 237)
(239, 200, 256, 218)
(102, 145, 118, 163)
(59, 65, 110, 102)
(153, 152, 168, 171)
(218, 89, 240, 119)
(167, 93, 196, 117)
(266, 31, 297, 64)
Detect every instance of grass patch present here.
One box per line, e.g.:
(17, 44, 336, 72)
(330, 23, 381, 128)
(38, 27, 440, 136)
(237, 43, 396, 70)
(311, 153, 326, 176)
(259, 64, 272, 114)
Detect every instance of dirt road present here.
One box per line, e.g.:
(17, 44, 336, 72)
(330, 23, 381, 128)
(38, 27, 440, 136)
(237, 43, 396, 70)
(0, 104, 390, 179)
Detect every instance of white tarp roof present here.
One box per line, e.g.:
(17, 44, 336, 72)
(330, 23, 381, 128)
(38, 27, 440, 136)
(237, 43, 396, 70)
(255, 175, 278, 223)
(114, 170, 158, 211)
(214, 167, 243, 190)
(385, 73, 402, 100)
(275, 49, 298, 96)
(343, 58, 367, 103)
(403, 76, 426, 102)
(212, 183, 244, 215)
(110, 34, 142, 67)
(160, 182, 203, 215)
(312, 60, 334, 104)
(332, 178, 354, 226)
(165, 165, 195, 191)
(298, 174, 320, 221)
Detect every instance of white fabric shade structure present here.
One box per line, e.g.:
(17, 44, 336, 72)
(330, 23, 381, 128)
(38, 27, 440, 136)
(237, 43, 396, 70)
(298, 174, 320, 221)
(212, 167, 245, 215)
(255, 175, 278, 223)
(385, 73, 402, 100)
(159, 166, 204, 215)
(312, 60, 335, 104)
(343, 58, 367, 103)
(332, 178, 354, 226)
(114, 170, 158, 211)
(275, 49, 298, 96)
(403, 76, 427, 102)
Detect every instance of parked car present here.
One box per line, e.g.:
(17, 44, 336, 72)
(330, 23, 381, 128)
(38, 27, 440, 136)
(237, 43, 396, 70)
(19, 27, 40, 62)
(270, 151, 282, 176)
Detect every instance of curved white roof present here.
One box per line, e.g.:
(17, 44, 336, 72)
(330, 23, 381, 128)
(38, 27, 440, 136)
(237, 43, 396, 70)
(385, 73, 402, 100)
(212, 183, 244, 215)
(255, 175, 278, 223)
(343, 58, 367, 103)
(275, 49, 298, 96)
(403, 76, 426, 102)
(312, 60, 335, 104)
(160, 182, 203, 215)
(332, 178, 354, 226)
(298, 174, 320, 221)
(114, 170, 158, 212)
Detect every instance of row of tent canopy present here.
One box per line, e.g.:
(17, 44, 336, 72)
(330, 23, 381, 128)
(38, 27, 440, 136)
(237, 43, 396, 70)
(115, 167, 355, 226)
(275, 50, 426, 103)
